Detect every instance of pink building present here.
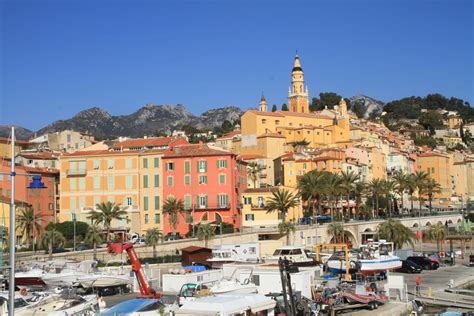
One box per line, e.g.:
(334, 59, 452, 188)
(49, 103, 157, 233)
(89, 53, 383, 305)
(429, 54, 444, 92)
(162, 143, 247, 236)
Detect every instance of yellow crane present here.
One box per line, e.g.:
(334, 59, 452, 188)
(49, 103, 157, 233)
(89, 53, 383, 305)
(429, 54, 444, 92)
(315, 243, 351, 281)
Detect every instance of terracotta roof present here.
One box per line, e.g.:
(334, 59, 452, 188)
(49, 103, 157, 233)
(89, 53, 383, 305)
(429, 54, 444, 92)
(0, 195, 30, 205)
(62, 150, 141, 157)
(20, 152, 58, 160)
(244, 187, 279, 193)
(164, 143, 233, 158)
(257, 133, 286, 139)
(111, 137, 176, 149)
(23, 166, 59, 175)
(221, 130, 241, 138)
(238, 154, 265, 160)
(312, 156, 342, 162)
(417, 153, 448, 158)
(0, 137, 29, 145)
(248, 110, 333, 120)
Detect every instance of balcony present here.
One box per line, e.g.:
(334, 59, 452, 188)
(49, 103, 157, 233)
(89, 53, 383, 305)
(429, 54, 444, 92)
(185, 204, 231, 211)
(66, 169, 87, 177)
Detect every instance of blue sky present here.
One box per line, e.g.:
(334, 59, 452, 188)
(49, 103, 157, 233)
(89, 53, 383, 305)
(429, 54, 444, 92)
(1, 0, 472, 130)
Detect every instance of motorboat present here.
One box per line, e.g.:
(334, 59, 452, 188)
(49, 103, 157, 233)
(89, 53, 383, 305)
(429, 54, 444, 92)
(16, 293, 100, 315)
(325, 250, 362, 275)
(99, 298, 165, 316)
(177, 283, 210, 306)
(210, 267, 257, 295)
(75, 274, 130, 288)
(15, 268, 46, 287)
(265, 246, 319, 266)
(206, 243, 260, 269)
(0, 291, 52, 314)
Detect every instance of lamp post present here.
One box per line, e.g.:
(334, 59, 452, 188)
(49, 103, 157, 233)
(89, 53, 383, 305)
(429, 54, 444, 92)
(72, 213, 77, 252)
(5, 127, 47, 315)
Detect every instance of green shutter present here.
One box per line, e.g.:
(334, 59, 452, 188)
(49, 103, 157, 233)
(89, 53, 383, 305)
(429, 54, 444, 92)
(143, 158, 148, 168)
(143, 175, 148, 188)
(185, 175, 190, 185)
(126, 175, 132, 189)
(143, 196, 149, 211)
(167, 176, 173, 186)
(154, 157, 159, 168)
(204, 195, 208, 208)
(204, 161, 208, 172)
(154, 196, 160, 210)
(185, 161, 190, 174)
(224, 160, 227, 168)
(154, 174, 159, 187)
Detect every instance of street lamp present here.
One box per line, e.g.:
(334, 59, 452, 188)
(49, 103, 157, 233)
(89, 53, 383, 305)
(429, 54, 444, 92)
(72, 213, 77, 252)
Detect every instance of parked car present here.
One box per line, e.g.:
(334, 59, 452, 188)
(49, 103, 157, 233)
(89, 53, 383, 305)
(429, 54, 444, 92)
(165, 233, 183, 241)
(395, 260, 422, 273)
(407, 256, 439, 270)
(76, 243, 92, 251)
(469, 255, 474, 267)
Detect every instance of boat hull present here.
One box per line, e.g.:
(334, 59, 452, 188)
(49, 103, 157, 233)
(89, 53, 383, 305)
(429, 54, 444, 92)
(15, 276, 46, 287)
(359, 258, 402, 275)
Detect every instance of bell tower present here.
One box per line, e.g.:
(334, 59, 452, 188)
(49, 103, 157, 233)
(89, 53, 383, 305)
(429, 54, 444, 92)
(288, 53, 309, 113)
(259, 94, 268, 112)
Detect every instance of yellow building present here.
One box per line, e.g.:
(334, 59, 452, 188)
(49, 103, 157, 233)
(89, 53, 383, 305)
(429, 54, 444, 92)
(0, 137, 29, 159)
(443, 135, 463, 148)
(451, 161, 467, 199)
(416, 153, 452, 203)
(447, 115, 462, 129)
(59, 149, 165, 235)
(241, 187, 302, 228)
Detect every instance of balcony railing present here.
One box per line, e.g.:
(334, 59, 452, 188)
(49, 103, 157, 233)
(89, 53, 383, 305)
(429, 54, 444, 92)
(184, 204, 231, 211)
(66, 169, 87, 176)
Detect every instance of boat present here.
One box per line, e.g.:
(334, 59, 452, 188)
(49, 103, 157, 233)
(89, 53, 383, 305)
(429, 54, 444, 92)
(177, 283, 210, 306)
(325, 250, 361, 275)
(265, 246, 319, 266)
(16, 293, 100, 315)
(75, 274, 130, 288)
(99, 298, 165, 316)
(206, 243, 260, 268)
(209, 267, 257, 295)
(15, 268, 46, 287)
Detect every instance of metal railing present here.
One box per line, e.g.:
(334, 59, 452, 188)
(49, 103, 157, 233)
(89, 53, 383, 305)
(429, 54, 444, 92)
(66, 169, 87, 176)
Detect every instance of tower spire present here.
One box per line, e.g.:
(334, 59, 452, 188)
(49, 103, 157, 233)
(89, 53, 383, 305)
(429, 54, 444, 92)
(288, 53, 309, 113)
(259, 94, 268, 112)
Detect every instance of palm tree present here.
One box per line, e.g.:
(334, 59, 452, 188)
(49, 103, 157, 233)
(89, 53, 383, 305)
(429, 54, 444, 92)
(264, 189, 299, 223)
(413, 171, 429, 215)
(340, 171, 360, 220)
(145, 228, 163, 258)
(326, 173, 342, 219)
(88, 201, 127, 242)
(376, 219, 416, 250)
(327, 222, 344, 243)
(353, 181, 367, 219)
(16, 206, 43, 250)
(406, 175, 417, 215)
(368, 179, 383, 218)
(247, 162, 264, 188)
(197, 224, 215, 248)
(39, 228, 66, 260)
(393, 171, 409, 214)
(162, 197, 185, 236)
(381, 179, 397, 217)
(429, 222, 446, 251)
(85, 224, 103, 261)
(424, 179, 442, 215)
(278, 221, 296, 245)
(298, 170, 329, 219)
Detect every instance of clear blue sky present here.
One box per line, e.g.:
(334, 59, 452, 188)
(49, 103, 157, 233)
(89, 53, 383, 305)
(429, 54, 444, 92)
(1, 0, 472, 130)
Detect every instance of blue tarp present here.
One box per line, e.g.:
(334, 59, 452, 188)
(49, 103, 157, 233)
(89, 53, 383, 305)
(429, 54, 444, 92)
(100, 298, 163, 315)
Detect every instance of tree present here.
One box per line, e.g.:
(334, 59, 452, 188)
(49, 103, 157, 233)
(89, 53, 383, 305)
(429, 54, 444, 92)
(87, 201, 127, 242)
(271, 104, 278, 112)
(247, 162, 264, 188)
(381, 179, 397, 217)
(281, 103, 289, 111)
(424, 179, 442, 215)
(429, 222, 446, 251)
(197, 224, 215, 248)
(278, 221, 296, 245)
(406, 175, 417, 215)
(46, 221, 90, 241)
(16, 206, 43, 250)
(413, 171, 429, 215)
(393, 171, 409, 213)
(162, 197, 185, 236)
(311, 92, 347, 111)
(265, 189, 299, 223)
(326, 173, 342, 219)
(340, 171, 360, 219)
(298, 170, 330, 219)
(85, 224, 103, 261)
(327, 222, 344, 243)
(353, 181, 367, 218)
(368, 179, 383, 218)
(145, 228, 163, 258)
(376, 219, 416, 250)
(418, 111, 444, 135)
(352, 100, 366, 118)
(39, 228, 66, 260)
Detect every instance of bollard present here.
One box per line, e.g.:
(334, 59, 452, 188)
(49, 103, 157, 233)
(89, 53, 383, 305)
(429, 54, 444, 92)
(428, 287, 432, 298)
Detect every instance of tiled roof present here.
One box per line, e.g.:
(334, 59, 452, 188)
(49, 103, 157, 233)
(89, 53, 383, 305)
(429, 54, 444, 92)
(221, 130, 241, 138)
(0, 195, 30, 205)
(111, 137, 175, 149)
(417, 153, 448, 158)
(248, 110, 333, 120)
(23, 166, 59, 175)
(238, 154, 265, 160)
(0, 137, 29, 145)
(62, 150, 141, 157)
(244, 187, 279, 193)
(20, 152, 58, 160)
(164, 143, 233, 158)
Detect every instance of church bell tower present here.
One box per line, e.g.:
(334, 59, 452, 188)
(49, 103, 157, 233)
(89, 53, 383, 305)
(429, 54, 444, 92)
(288, 53, 310, 113)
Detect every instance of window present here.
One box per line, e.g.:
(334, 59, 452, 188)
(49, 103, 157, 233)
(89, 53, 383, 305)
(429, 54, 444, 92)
(125, 175, 132, 189)
(154, 196, 160, 210)
(262, 119, 267, 124)
(70, 198, 76, 212)
(143, 158, 148, 168)
(199, 175, 208, 184)
(166, 162, 174, 171)
(144, 214, 149, 224)
(184, 195, 192, 209)
(0, 175, 3, 181)
(143, 196, 149, 211)
(143, 175, 149, 188)
(245, 214, 255, 221)
(79, 178, 85, 190)
(94, 197, 100, 207)
(69, 161, 77, 172)
(244, 197, 252, 205)
(67, 134, 71, 142)
(289, 170, 294, 176)
(275, 120, 280, 125)
(218, 194, 229, 208)
(48, 203, 53, 210)
(167, 176, 174, 186)
(154, 214, 160, 224)
(108, 159, 114, 169)
(126, 197, 132, 206)
(219, 174, 226, 184)
(93, 160, 100, 170)
(217, 159, 227, 168)
(303, 163, 307, 170)
(184, 175, 191, 185)
(108, 176, 115, 189)
(198, 195, 208, 208)
(257, 196, 264, 207)
(125, 158, 132, 169)
(154, 157, 159, 168)
(154, 174, 160, 187)
(278, 212, 284, 220)
(70, 179, 76, 191)
(79, 197, 85, 210)
(431, 167, 435, 173)
(197, 160, 207, 172)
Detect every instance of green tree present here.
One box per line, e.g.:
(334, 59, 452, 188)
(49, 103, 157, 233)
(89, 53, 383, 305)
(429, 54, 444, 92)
(87, 202, 127, 242)
(197, 224, 215, 248)
(281, 103, 289, 111)
(16, 206, 43, 250)
(39, 228, 66, 260)
(298, 170, 330, 219)
(423, 179, 442, 215)
(247, 162, 264, 188)
(381, 179, 397, 217)
(368, 179, 383, 218)
(376, 219, 416, 250)
(393, 171, 409, 213)
(326, 173, 342, 219)
(418, 111, 444, 135)
(85, 224, 103, 261)
(265, 189, 299, 223)
(327, 222, 344, 243)
(429, 222, 446, 251)
(340, 171, 360, 220)
(352, 100, 366, 118)
(278, 221, 296, 245)
(271, 104, 278, 112)
(413, 171, 429, 215)
(311, 92, 347, 111)
(46, 221, 90, 241)
(162, 198, 185, 236)
(145, 228, 163, 258)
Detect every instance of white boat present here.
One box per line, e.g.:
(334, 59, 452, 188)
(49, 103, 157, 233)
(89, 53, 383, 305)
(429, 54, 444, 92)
(76, 274, 130, 288)
(206, 243, 260, 268)
(16, 293, 100, 315)
(265, 246, 318, 266)
(210, 267, 257, 295)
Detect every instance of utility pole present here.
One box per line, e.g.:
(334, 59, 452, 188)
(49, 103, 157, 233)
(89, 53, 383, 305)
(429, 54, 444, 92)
(9, 126, 16, 316)
(73, 213, 77, 252)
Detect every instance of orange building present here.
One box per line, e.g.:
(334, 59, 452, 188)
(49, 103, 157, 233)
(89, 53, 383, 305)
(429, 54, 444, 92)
(162, 143, 247, 236)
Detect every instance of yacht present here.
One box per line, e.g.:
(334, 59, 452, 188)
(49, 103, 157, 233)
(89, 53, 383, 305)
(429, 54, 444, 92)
(206, 243, 260, 268)
(265, 246, 318, 266)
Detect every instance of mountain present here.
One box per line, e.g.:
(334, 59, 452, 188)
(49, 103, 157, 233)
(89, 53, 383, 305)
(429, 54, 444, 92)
(35, 104, 243, 139)
(0, 125, 34, 140)
(349, 95, 385, 119)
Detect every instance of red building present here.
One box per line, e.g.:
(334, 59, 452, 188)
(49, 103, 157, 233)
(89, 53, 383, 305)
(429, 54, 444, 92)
(0, 162, 58, 234)
(162, 143, 247, 236)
